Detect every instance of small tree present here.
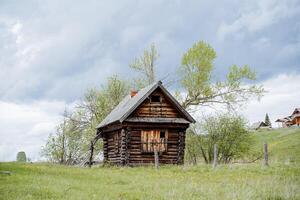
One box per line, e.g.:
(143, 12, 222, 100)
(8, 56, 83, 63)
(16, 151, 27, 162)
(129, 43, 159, 89)
(186, 114, 252, 164)
(265, 113, 271, 127)
(185, 127, 202, 165)
(41, 75, 129, 165)
(178, 41, 265, 110)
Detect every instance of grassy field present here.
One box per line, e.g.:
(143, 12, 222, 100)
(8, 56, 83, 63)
(250, 127, 300, 163)
(1, 128, 299, 200)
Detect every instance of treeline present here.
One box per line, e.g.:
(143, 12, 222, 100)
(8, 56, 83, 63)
(41, 41, 265, 165)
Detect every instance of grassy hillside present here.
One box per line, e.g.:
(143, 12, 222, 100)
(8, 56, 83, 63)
(0, 128, 299, 200)
(250, 127, 300, 163)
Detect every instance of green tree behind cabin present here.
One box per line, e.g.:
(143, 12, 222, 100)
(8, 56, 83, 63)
(265, 113, 271, 127)
(16, 151, 27, 162)
(185, 114, 251, 164)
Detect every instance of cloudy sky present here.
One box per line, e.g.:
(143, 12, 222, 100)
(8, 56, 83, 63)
(0, 0, 299, 161)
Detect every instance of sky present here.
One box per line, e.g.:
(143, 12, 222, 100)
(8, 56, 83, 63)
(0, 0, 299, 161)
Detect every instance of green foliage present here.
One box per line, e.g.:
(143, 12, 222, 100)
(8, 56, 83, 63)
(41, 75, 129, 164)
(41, 133, 63, 163)
(185, 127, 203, 165)
(186, 114, 252, 164)
(106, 76, 130, 109)
(179, 40, 265, 110)
(180, 41, 216, 102)
(265, 113, 272, 127)
(16, 151, 26, 162)
(130, 43, 158, 89)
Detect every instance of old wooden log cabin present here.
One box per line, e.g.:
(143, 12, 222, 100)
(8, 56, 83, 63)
(96, 81, 195, 166)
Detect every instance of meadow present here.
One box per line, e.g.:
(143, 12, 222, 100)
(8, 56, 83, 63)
(1, 128, 299, 200)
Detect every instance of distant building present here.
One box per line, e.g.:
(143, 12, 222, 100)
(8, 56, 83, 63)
(250, 121, 270, 130)
(275, 116, 293, 127)
(291, 108, 300, 126)
(275, 108, 300, 127)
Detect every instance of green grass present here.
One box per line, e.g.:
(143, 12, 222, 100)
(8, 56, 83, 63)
(1, 128, 299, 200)
(250, 127, 300, 163)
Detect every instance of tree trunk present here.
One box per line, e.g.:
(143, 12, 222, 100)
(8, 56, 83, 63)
(200, 146, 208, 164)
(213, 144, 218, 168)
(88, 135, 100, 168)
(88, 141, 94, 168)
(60, 134, 65, 164)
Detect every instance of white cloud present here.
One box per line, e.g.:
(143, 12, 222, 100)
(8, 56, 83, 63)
(0, 0, 299, 102)
(217, 0, 300, 41)
(0, 100, 74, 161)
(192, 73, 300, 127)
(241, 74, 300, 126)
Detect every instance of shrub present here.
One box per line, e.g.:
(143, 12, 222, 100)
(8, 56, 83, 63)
(186, 114, 252, 164)
(16, 151, 27, 162)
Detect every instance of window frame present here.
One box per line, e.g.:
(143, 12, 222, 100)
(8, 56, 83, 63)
(150, 95, 161, 103)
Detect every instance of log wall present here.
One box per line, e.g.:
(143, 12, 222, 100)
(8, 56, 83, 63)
(128, 128, 185, 165)
(104, 130, 121, 164)
(131, 90, 181, 118)
(103, 127, 186, 165)
(296, 117, 300, 125)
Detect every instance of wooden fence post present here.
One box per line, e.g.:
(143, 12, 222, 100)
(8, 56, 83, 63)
(154, 148, 159, 169)
(264, 143, 269, 166)
(213, 144, 218, 168)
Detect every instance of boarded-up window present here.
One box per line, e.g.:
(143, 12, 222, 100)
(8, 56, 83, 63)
(141, 130, 167, 152)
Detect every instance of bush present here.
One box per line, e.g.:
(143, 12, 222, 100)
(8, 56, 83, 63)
(185, 114, 252, 164)
(16, 151, 27, 162)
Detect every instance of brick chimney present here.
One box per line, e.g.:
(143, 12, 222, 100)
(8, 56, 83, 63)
(130, 90, 138, 97)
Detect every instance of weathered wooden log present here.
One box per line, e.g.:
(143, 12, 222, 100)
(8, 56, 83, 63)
(0, 171, 12, 175)
(120, 129, 126, 165)
(124, 128, 131, 165)
(103, 137, 108, 162)
(154, 149, 159, 169)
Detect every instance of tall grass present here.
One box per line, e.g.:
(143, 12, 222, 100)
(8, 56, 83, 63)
(1, 162, 299, 200)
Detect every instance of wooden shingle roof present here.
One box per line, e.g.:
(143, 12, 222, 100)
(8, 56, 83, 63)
(97, 81, 195, 129)
(292, 108, 300, 115)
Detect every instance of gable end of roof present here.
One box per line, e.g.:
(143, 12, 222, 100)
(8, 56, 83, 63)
(97, 81, 195, 129)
